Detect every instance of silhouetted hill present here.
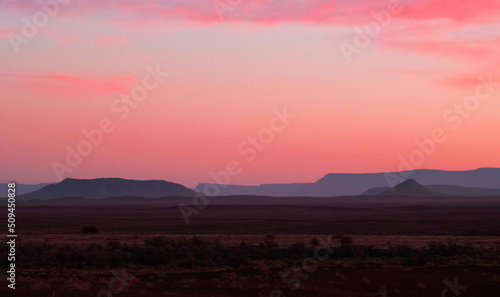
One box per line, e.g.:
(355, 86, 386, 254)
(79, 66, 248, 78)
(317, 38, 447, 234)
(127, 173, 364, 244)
(363, 184, 500, 196)
(378, 179, 446, 197)
(196, 168, 500, 197)
(19, 196, 192, 206)
(17, 178, 196, 200)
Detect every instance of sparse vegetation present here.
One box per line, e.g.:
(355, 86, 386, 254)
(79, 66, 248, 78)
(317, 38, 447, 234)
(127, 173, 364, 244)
(341, 236, 354, 245)
(2, 236, 498, 270)
(2, 203, 500, 296)
(81, 226, 98, 234)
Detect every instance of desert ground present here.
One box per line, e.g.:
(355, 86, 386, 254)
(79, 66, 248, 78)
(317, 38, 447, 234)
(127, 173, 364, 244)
(1, 196, 499, 296)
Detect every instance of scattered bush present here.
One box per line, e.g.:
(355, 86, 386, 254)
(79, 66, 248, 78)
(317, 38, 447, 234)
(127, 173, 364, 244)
(310, 237, 321, 247)
(3, 236, 498, 270)
(30, 280, 52, 290)
(341, 236, 354, 245)
(107, 240, 121, 250)
(81, 226, 98, 234)
(264, 234, 278, 248)
(63, 278, 91, 291)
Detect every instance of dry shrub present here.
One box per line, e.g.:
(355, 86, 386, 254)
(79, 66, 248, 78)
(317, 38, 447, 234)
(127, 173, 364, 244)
(341, 236, 354, 245)
(223, 272, 238, 281)
(264, 234, 277, 248)
(310, 237, 321, 247)
(31, 279, 51, 290)
(63, 278, 91, 291)
(254, 260, 270, 278)
(221, 272, 242, 288)
(81, 226, 98, 234)
(107, 240, 122, 250)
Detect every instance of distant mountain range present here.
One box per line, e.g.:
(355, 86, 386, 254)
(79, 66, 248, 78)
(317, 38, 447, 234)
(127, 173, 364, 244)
(17, 178, 196, 200)
(364, 184, 500, 196)
(3, 168, 499, 201)
(195, 168, 500, 197)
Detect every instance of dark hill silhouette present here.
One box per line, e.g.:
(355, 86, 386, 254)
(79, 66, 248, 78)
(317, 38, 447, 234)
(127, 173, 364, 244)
(363, 184, 500, 196)
(378, 179, 446, 197)
(19, 196, 192, 206)
(195, 168, 500, 197)
(17, 178, 196, 200)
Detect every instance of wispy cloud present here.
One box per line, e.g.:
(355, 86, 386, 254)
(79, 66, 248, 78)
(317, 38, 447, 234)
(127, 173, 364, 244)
(2, 0, 500, 25)
(396, 0, 500, 24)
(89, 35, 123, 46)
(383, 37, 500, 62)
(1, 74, 135, 97)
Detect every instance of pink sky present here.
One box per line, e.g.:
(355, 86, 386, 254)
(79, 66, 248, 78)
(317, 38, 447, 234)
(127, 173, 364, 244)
(1, 0, 500, 187)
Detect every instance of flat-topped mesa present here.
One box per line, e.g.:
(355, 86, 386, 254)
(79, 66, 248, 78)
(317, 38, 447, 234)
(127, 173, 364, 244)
(17, 178, 196, 200)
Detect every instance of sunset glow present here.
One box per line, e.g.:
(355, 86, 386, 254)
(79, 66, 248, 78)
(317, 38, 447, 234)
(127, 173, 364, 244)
(1, 0, 500, 187)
